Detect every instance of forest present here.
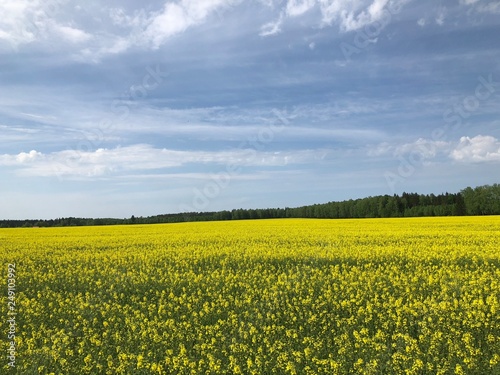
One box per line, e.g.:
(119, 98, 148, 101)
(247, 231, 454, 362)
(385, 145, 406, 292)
(1, 183, 498, 228)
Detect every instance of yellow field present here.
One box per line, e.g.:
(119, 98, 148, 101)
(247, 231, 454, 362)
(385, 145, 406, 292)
(1, 217, 499, 374)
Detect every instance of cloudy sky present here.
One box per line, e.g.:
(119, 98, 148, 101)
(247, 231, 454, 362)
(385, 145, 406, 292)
(1, 0, 499, 219)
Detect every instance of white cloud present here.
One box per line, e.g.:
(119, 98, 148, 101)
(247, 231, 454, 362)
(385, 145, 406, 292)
(53, 24, 92, 43)
(16, 150, 43, 163)
(109, 8, 148, 28)
(74, 0, 241, 57)
(459, 0, 500, 13)
(259, 13, 284, 36)
(394, 138, 449, 158)
(0, 0, 93, 48)
(450, 135, 500, 162)
(367, 142, 393, 156)
(0, 0, 239, 56)
(0, 144, 330, 179)
(74, 37, 131, 63)
(260, 0, 409, 37)
(286, 0, 316, 17)
(477, 2, 500, 13)
(369, 135, 500, 164)
(368, 138, 451, 159)
(435, 7, 446, 26)
(319, 0, 404, 32)
(0, 0, 41, 47)
(0, 0, 414, 60)
(417, 17, 426, 27)
(143, 0, 239, 49)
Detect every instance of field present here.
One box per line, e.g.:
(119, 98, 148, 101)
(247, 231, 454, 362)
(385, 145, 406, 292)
(1, 217, 499, 374)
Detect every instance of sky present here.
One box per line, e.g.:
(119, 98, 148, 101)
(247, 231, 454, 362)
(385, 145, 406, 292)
(0, 0, 499, 220)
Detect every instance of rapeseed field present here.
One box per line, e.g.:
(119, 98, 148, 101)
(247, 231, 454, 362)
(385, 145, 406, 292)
(1, 217, 499, 374)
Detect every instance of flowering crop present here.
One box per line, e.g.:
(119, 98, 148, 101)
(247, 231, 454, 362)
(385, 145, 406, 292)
(1, 217, 499, 374)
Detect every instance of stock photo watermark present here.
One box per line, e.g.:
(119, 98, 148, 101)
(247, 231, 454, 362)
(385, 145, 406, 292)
(384, 73, 498, 192)
(6, 263, 17, 369)
(179, 109, 291, 213)
(340, 1, 405, 62)
(52, 64, 168, 179)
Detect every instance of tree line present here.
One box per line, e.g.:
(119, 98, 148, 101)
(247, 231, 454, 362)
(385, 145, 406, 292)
(1, 183, 498, 228)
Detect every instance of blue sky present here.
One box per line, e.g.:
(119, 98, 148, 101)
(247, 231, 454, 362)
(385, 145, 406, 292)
(1, 0, 499, 219)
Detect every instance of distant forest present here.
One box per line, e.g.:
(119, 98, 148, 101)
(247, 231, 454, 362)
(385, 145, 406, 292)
(1, 183, 499, 228)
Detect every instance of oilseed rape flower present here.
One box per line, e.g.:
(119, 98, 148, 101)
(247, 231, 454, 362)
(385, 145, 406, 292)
(1, 217, 499, 374)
